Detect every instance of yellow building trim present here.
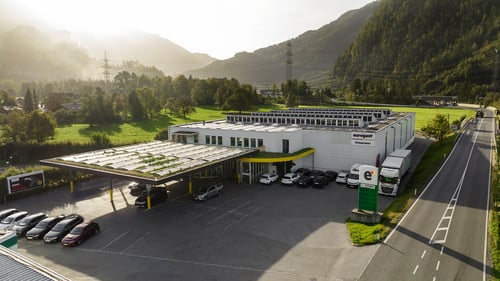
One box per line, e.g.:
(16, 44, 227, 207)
(240, 148, 315, 163)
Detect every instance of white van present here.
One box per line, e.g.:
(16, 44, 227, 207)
(346, 163, 362, 188)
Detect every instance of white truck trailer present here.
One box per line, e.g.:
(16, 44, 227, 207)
(378, 149, 412, 196)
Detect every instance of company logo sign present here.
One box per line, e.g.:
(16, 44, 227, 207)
(359, 165, 378, 186)
(351, 133, 375, 140)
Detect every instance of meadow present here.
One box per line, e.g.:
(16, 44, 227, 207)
(51, 105, 476, 144)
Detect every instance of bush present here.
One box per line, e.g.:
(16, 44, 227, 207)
(154, 128, 169, 140)
(90, 133, 112, 147)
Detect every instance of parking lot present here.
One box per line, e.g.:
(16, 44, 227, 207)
(4, 176, 395, 281)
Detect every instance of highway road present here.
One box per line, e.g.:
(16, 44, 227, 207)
(358, 111, 495, 281)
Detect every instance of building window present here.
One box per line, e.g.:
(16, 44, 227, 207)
(217, 136, 223, 145)
(244, 138, 249, 147)
(237, 137, 243, 147)
(258, 139, 263, 147)
(194, 135, 198, 144)
(282, 139, 289, 153)
(230, 137, 235, 146)
(250, 138, 256, 148)
(205, 135, 210, 144)
(211, 135, 216, 145)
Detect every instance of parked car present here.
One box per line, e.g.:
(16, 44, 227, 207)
(128, 182, 147, 196)
(259, 173, 279, 185)
(312, 176, 329, 189)
(43, 214, 84, 243)
(347, 173, 360, 188)
(26, 215, 66, 240)
(135, 188, 168, 208)
(295, 168, 311, 176)
(335, 171, 349, 184)
(12, 212, 47, 237)
(281, 173, 300, 185)
(0, 208, 18, 220)
(310, 169, 325, 179)
(296, 175, 313, 188)
(61, 221, 100, 247)
(0, 211, 28, 234)
(193, 182, 223, 201)
(324, 170, 338, 181)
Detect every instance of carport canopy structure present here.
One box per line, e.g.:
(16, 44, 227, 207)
(40, 141, 258, 185)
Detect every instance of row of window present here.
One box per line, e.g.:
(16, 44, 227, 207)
(226, 115, 363, 127)
(205, 135, 264, 148)
(230, 137, 263, 148)
(205, 135, 223, 145)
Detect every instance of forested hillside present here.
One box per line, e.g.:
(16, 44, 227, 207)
(333, 0, 500, 103)
(187, 1, 379, 87)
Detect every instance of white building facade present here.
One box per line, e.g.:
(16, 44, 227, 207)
(169, 108, 415, 184)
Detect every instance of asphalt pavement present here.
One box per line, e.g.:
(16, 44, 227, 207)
(2, 136, 431, 281)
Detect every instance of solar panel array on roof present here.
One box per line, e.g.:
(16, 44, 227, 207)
(225, 108, 392, 128)
(56, 141, 252, 178)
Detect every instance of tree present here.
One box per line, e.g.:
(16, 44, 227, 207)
(137, 87, 159, 119)
(178, 98, 196, 119)
(1, 90, 16, 106)
(421, 114, 450, 144)
(2, 110, 28, 142)
(27, 111, 57, 143)
(223, 88, 252, 113)
(44, 92, 68, 112)
(128, 90, 144, 120)
(24, 88, 34, 113)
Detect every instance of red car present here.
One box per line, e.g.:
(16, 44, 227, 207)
(61, 221, 100, 247)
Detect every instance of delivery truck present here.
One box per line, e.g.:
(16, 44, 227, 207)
(378, 149, 412, 196)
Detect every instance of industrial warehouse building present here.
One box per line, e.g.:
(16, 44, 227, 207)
(169, 107, 416, 184)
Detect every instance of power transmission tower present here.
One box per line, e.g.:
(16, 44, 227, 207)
(102, 51, 111, 83)
(286, 41, 293, 82)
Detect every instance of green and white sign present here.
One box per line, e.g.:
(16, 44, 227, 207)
(358, 165, 379, 212)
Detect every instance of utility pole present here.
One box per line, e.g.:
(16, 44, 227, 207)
(102, 51, 111, 83)
(493, 48, 499, 92)
(285, 41, 293, 82)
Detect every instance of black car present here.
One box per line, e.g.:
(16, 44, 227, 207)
(135, 188, 168, 208)
(296, 175, 313, 187)
(12, 212, 47, 237)
(295, 168, 311, 176)
(324, 170, 338, 181)
(26, 215, 66, 240)
(43, 214, 84, 243)
(310, 169, 325, 179)
(128, 182, 147, 196)
(312, 175, 329, 189)
(0, 208, 18, 220)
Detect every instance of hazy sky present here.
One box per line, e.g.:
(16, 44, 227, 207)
(4, 0, 374, 59)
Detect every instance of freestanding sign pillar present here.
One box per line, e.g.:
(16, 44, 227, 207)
(351, 165, 383, 223)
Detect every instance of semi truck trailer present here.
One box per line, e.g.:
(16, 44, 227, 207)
(379, 149, 412, 196)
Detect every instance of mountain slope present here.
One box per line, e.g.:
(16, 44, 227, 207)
(187, 1, 380, 87)
(72, 31, 216, 75)
(0, 25, 95, 80)
(333, 0, 500, 99)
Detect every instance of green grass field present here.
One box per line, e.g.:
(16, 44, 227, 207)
(52, 105, 475, 144)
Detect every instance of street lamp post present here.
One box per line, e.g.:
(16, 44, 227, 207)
(398, 122, 402, 148)
(391, 126, 396, 152)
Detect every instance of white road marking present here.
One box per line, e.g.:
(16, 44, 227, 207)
(207, 200, 252, 225)
(440, 246, 444, 255)
(433, 277, 436, 281)
(412, 265, 419, 275)
(190, 199, 237, 219)
(223, 206, 263, 230)
(436, 260, 440, 271)
(120, 232, 150, 254)
(99, 231, 128, 251)
(484, 120, 494, 281)
(421, 250, 426, 259)
(429, 126, 479, 245)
